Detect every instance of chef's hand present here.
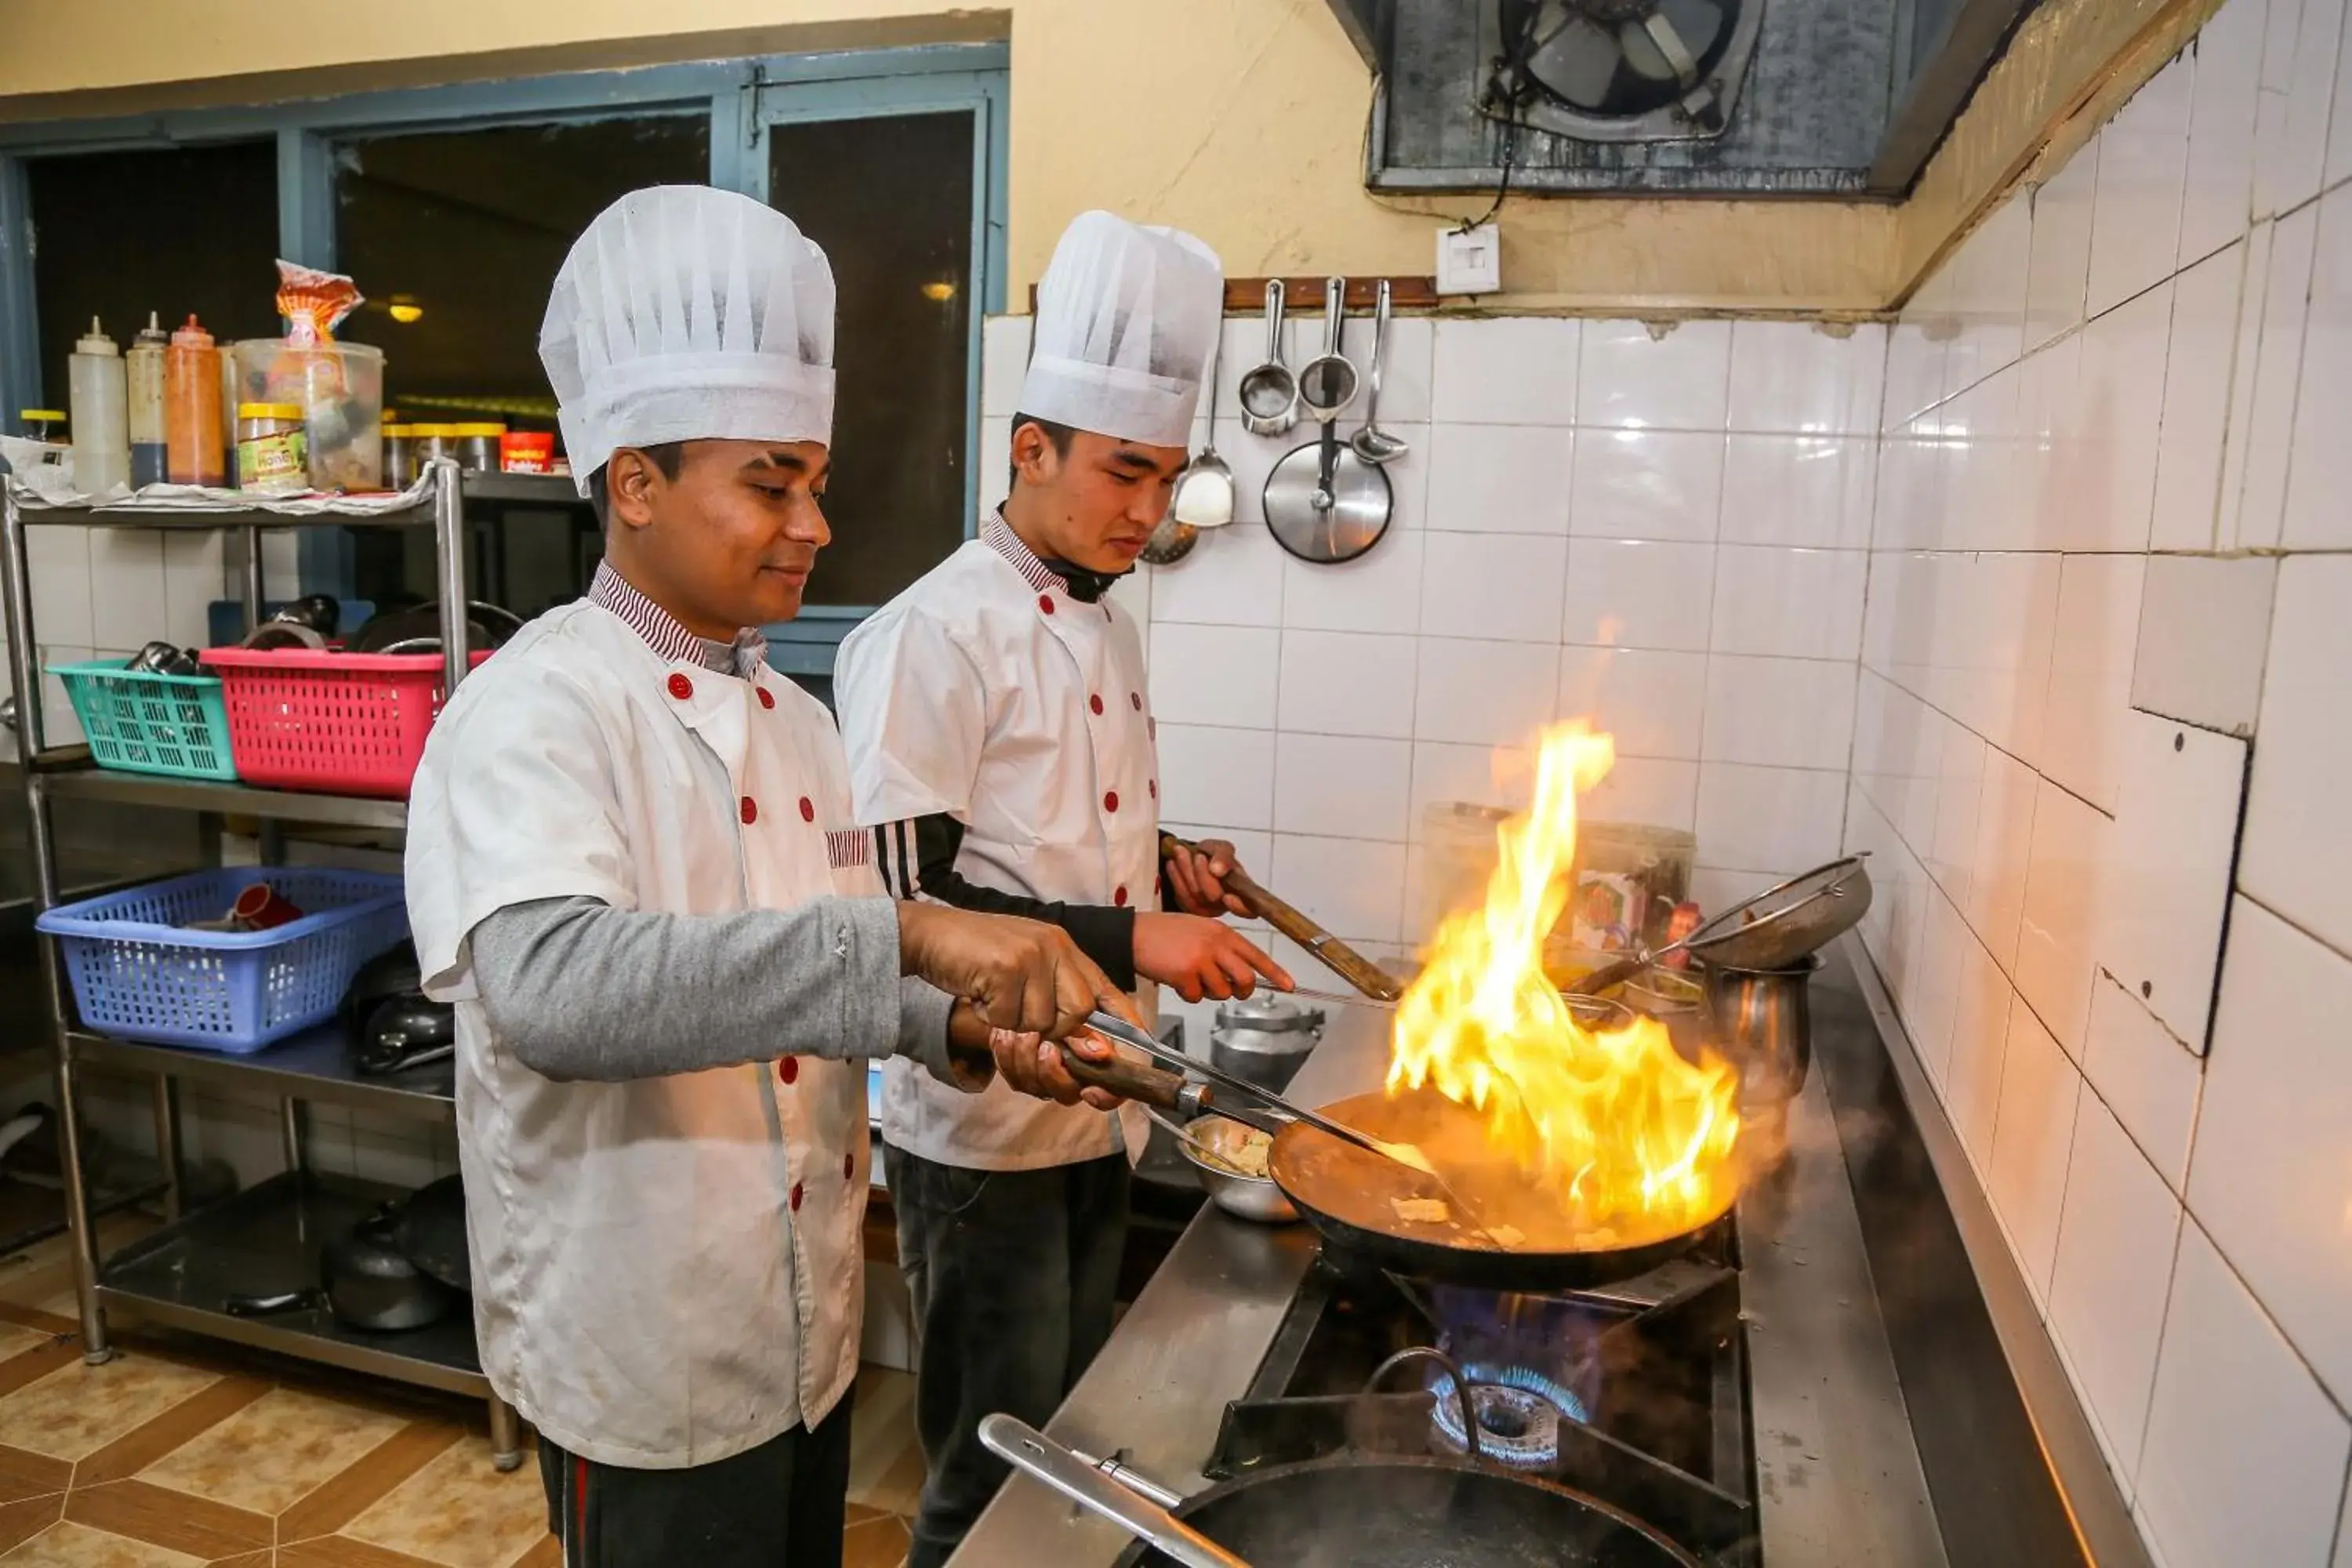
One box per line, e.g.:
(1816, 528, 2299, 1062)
(1164, 837, 1252, 919)
(898, 902, 1118, 1041)
(946, 1000, 1122, 1109)
(1133, 912, 1294, 1003)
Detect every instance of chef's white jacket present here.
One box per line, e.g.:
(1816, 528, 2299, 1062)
(836, 515, 1160, 1171)
(406, 598, 895, 1468)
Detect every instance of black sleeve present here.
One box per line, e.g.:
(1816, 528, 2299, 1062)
(873, 814, 1138, 991)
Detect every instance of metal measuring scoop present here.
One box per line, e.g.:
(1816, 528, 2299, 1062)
(1236, 280, 1299, 437)
(1351, 278, 1410, 465)
(1168, 310, 1235, 531)
(1297, 276, 1359, 423)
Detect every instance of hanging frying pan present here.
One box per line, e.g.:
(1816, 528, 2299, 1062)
(1265, 1089, 1735, 1293)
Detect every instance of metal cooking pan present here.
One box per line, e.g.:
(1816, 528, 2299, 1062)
(1266, 1089, 1732, 1293)
(983, 1416, 1703, 1568)
(1112, 1455, 1701, 1568)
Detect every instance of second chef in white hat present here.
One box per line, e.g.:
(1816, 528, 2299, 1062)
(834, 211, 1290, 1568)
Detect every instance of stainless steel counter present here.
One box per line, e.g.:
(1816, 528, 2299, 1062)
(951, 942, 2098, 1566)
(949, 1001, 1388, 1567)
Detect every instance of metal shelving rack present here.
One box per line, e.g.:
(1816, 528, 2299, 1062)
(0, 459, 583, 1470)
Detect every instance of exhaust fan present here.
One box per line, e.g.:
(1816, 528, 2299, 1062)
(1334, 0, 2041, 197)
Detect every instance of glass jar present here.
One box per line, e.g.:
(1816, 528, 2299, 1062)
(410, 424, 455, 469)
(235, 401, 308, 494)
(452, 422, 506, 472)
(383, 423, 414, 488)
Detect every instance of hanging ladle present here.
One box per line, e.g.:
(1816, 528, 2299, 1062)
(1350, 278, 1410, 466)
(1236, 280, 1300, 437)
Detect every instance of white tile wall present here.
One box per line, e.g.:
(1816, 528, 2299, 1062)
(2188, 898, 2352, 1406)
(2136, 1223, 2352, 1568)
(1855, 23, 2352, 1558)
(2048, 1089, 2182, 1496)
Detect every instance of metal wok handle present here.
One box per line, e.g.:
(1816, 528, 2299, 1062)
(979, 1415, 1253, 1568)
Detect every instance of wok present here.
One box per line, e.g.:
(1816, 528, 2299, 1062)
(1267, 1090, 1733, 1293)
(1111, 1459, 1704, 1568)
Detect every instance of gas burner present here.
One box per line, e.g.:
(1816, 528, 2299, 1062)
(1428, 1364, 1584, 1471)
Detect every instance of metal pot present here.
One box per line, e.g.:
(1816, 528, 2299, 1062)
(1700, 953, 1818, 1166)
(1208, 993, 1325, 1094)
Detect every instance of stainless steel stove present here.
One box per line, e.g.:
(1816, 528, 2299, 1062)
(1203, 1239, 1759, 1563)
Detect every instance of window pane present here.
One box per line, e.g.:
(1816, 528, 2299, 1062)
(24, 142, 281, 417)
(768, 111, 975, 609)
(334, 114, 709, 610)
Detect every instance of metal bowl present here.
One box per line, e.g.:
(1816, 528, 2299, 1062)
(1174, 1115, 1297, 1224)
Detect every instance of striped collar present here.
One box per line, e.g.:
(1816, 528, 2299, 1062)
(981, 510, 1124, 604)
(588, 561, 768, 680)
(980, 512, 1067, 594)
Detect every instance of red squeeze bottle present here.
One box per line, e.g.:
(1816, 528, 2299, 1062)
(165, 314, 225, 487)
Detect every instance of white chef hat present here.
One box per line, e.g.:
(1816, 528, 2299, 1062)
(539, 185, 837, 495)
(1018, 211, 1223, 448)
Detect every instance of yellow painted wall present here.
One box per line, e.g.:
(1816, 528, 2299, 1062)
(0, 0, 2185, 316)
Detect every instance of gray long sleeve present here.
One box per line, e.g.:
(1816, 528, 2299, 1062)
(468, 895, 974, 1088)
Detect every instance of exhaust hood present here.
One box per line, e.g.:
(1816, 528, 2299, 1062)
(1330, 0, 2042, 198)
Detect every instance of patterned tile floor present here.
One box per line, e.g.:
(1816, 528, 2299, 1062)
(0, 1223, 924, 1566)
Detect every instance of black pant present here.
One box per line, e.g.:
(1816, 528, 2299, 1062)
(886, 1145, 1130, 1568)
(537, 1394, 854, 1568)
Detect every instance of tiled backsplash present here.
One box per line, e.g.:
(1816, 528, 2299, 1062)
(1849, 0, 2352, 1560)
(981, 310, 1888, 977)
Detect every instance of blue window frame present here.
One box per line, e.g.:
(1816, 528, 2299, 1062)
(0, 43, 1008, 666)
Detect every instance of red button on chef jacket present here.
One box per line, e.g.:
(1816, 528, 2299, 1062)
(789, 1181, 804, 1212)
(1104, 791, 1119, 813)
(667, 673, 693, 701)
(1038, 595, 1055, 615)
(757, 687, 775, 710)
(779, 1056, 799, 1085)
(1090, 694, 1104, 716)
(740, 797, 757, 825)
(843, 1152, 855, 1180)
(1114, 885, 1128, 906)
(799, 797, 815, 822)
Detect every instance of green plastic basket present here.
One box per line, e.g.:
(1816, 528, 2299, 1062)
(49, 660, 238, 781)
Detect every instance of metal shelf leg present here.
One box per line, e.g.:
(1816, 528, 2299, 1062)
(152, 1077, 182, 1223)
(488, 1393, 524, 1472)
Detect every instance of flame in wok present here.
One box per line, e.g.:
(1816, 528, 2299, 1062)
(1385, 722, 1740, 1245)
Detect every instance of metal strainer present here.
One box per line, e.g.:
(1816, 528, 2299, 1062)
(1568, 854, 1875, 997)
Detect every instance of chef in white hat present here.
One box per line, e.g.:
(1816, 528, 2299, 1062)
(404, 186, 1131, 1568)
(834, 210, 1289, 1568)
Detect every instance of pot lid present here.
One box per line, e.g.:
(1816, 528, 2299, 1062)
(1214, 992, 1326, 1033)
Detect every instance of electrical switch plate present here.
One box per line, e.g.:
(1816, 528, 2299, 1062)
(1436, 223, 1502, 296)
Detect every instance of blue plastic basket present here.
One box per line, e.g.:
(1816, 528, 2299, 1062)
(49, 661, 238, 781)
(35, 867, 408, 1052)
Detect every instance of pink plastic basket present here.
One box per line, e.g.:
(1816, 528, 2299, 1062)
(202, 646, 492, 798)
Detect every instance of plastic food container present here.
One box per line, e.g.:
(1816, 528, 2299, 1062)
(452, 423, 506, 472)
(383, 423, 413, 488)
(230, 339, 383, 491)
(34, 866, 409, 1051)
(499, 430, 555, 474)
(236, 401, 309, 493)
